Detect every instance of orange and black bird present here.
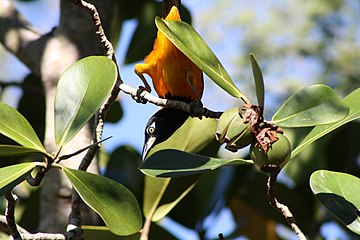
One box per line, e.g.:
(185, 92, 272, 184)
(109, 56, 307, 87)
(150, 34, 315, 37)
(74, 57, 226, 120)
(134, 6, 204, 159)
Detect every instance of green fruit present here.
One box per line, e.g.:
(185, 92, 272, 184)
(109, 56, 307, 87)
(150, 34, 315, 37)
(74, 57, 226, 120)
(215, 107, 240, 143)
(225, 125, 254, 152)
(250, 133, 291, 171)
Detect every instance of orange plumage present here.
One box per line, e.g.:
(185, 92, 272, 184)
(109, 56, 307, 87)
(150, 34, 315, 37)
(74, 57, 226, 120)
(134, 6, 203, 102)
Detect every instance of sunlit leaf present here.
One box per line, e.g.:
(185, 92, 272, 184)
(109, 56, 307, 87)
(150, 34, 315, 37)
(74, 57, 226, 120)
(292, 88, 360, 158)
(272, 84, 349, 127)
(148, 117, 218, 157)
(156, 17, 245, 99)
(250, 54, 265, 109)
(55, 56, 118, 145)
(0, 145, 43, 157)
(0, 103, 45, 153)
(143, 116, 221, 222)
(62, 167, 142, 236)
(310, 170, 360, 235)
(0, 162, 40, 196)
(141, 149, 251, 177)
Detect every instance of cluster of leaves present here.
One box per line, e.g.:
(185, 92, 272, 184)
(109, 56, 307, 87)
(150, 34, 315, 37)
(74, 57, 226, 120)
(0, 56, 142, 236)
(0, 4, 359, 240)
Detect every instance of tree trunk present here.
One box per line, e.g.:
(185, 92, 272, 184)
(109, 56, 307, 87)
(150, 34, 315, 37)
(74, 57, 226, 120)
(0, 0, 116, 232)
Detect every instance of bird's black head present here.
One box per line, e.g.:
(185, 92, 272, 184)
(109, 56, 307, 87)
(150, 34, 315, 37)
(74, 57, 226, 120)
(142, 108, 189, 160)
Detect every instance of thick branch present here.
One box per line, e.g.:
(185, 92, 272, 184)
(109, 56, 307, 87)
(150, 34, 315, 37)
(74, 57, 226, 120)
(0, 0, 42, 75)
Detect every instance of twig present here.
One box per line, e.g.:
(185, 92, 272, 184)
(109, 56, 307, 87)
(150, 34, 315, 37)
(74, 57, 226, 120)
(120, 83, 223, 119)
(0, 215, 29, 236)
(266, 166, 306, 240)
(0, 214, 67, 239)
(5, 192, 21, 240)
(68, 0, 121, 233)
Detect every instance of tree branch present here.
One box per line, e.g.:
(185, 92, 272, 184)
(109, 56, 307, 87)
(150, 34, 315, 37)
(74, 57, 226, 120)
(5, 192, 21, 240)
(266, 166, 307, 240)
(120, 83, 223, 119)
(0, 0, 42, 75)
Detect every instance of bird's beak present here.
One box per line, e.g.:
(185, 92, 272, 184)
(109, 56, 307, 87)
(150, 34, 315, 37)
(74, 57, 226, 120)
(142, 136, 156, 161)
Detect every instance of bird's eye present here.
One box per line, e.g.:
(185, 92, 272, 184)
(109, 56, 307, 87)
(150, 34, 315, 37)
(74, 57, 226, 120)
(146, 126, 155, 135)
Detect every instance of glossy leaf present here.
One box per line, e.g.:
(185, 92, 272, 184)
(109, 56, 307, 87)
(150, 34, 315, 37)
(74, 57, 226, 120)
(0, 162, 40, 196)
(82, 226, 140, 240)
(156, 17, 245, 99)
(310, 170, 360, 234)
(0, 145, 44, 157)
(148, 117, 218, 157)
(55, 56, 118, 145)
(272, 84, 349, 127)
(250, 54, 265, 109)
(62, 167, 142, 236)
(292, 88, 360, 158)
(143, 117, 218, 222)
(141, 149, 251, 177)
(0, 103, 45, 153)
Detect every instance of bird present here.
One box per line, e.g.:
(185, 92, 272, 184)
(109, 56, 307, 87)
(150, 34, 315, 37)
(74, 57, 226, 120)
(134, 6, 204, 159)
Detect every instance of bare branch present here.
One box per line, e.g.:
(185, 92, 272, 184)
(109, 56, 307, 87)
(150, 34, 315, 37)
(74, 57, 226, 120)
(266, 167, 307, 240)
(0, 215, 30, 235)
(5, 192, 21, 240)
(0, 215, 66, 240)
(120, 83, 223, 119)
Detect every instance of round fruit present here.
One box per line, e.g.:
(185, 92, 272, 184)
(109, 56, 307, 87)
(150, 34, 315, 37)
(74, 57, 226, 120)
(250, 133, 291, 171)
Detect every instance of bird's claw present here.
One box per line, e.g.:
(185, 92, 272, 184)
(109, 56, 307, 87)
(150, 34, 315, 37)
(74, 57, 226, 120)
(189, 101, 204, 119)
(132, 86, 149, 104)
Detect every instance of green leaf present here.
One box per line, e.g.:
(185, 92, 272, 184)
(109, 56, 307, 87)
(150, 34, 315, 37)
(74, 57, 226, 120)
(143, 116, 220, 222)
(0, 145, 43, 157)
(148, 117, 218, 157)
(82, 226, 140, 240)
(292, 88, 360, 158)
(141, 149, 251, 177)
(0, 103, 45, 153)
(272, 84, 349, 127)
(55, 56, 118, 145)
(310, 170, 360, 235)
(155, 17, 245, 99)
(0, 162, 40, 196)
(250, 54, 265, 109)
(105, 101, 123, 123)
(62, 167, 142, 236)
(143, 175, 200, 222)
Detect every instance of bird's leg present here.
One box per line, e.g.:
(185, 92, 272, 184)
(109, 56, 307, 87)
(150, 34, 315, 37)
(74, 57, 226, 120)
(187, 72, 203, 119)
(134, 66, 152, 104)
(187, 72, 201, 101)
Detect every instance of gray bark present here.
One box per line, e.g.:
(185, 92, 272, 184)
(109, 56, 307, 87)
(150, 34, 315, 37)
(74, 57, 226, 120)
(0, 0, 116, 232)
